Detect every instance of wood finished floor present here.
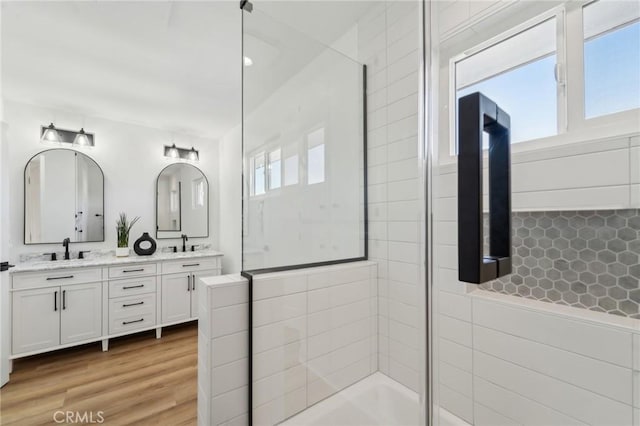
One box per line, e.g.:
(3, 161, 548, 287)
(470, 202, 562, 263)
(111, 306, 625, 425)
(0, 323, 198, 426)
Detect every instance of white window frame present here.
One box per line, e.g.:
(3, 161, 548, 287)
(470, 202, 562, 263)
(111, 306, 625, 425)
(251, 151, 266, 197)
(447, 1, 639, 158)
(568, 0, 640, 131)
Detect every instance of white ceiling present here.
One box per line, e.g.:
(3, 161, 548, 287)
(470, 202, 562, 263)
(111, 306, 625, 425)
(2, 1, 241, 140)
(1, 1, 376, 140)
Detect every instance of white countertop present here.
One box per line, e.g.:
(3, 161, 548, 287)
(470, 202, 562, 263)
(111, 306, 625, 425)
(11, 249, 224, 273)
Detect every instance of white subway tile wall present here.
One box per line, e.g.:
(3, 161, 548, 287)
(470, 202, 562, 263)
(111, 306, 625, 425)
(358, 0, 422, 392)
(434, 167, 640, 424)
(198, 275, 249, 426)
(251, 262, 378, 425)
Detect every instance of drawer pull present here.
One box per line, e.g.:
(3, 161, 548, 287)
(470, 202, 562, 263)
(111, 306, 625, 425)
(123, 268, 145, 273)
(182, 263, 200, 267)
(47, 275, 74, 280)
(122, 318, 144, 325)
(123, 301, 144, 308)
(122, 284, 144, 290)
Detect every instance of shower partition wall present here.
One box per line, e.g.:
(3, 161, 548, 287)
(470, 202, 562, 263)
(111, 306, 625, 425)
(241, 3, 369, 424)
(241, 5, 366, 272)
(242, 1, 426, 425)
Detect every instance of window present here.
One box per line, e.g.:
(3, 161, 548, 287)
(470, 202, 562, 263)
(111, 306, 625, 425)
(170, 190, 179, 213)
(455, 18, 558, 145)
(254, 153, 265, 195)
(583, 0, 640, 119)
(268, 149, 281, 190)
(284, 154, 299, 186)
(448, 1, 640, 155)
(307, 128, 325, 185)
(192, 178, 205, 208)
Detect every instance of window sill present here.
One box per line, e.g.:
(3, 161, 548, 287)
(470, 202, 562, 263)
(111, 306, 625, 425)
(439, 110, 640, 168)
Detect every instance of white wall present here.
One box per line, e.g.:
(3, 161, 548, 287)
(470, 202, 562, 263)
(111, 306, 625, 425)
(434, 275, 640, 425)
(5, 101, 220, 259)
(219, 125, 242, 274)
(0, 119, 10, 386)
(357, 0, 423, 392)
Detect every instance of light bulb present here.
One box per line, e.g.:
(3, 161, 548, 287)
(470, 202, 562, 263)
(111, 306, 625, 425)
(41, 123, 60, 142)
(168, 144, 179, 158)
(188, 147, 198, 161)
(243, 56, 253, 67)
(73, 128, 90, 146)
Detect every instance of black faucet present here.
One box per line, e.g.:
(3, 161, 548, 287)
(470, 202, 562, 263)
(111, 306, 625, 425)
(181, 234, 188, 253)
(62, 238, 71, 260)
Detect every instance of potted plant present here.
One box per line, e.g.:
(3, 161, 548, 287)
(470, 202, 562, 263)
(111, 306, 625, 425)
(116, 213, 140, 257)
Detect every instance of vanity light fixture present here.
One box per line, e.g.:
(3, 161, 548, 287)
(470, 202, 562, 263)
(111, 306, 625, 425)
(40, 124, 95, 147)
(163, 144, 200, 162)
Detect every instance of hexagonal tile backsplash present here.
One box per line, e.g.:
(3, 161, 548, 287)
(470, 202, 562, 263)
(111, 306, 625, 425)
(480, 209, 640, 319)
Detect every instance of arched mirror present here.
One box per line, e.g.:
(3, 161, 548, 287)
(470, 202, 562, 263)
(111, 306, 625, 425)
(156, 163, 209, 239)
(24, 149, 104, 244)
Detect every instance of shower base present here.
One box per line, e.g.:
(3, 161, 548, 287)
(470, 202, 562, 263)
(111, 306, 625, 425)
(280, 372, 469, 426)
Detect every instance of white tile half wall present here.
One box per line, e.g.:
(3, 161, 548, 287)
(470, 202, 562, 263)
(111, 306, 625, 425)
(198, 274, 249, 426)
(252, 261, 378, 425)
(197, 261, 378, 426)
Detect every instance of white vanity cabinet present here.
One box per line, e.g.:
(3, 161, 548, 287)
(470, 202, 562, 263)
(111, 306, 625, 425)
(161, 257, 220, 324)
(12, 286, 61, 354)
(161, 273, 192, 324)
(10, 253, 222, 360)
(107, 265, 158, 337)
(12, 270, 103, 355)
(59, 282, 103, 344)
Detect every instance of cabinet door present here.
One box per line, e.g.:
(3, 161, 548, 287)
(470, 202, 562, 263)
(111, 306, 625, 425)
(161, 273, 192, 324)
(60, 282, 102, 345)
(12, 287, 60, 354)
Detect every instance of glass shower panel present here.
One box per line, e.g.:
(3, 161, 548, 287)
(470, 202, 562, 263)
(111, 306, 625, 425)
(242, 5, 366, 272)
(430, 2, 638, 426)
(243, 4, 376, 425)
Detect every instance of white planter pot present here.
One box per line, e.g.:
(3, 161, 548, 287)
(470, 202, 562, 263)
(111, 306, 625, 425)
(116, 247, 130, 257)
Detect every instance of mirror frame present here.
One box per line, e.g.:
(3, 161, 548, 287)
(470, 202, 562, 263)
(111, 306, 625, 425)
(155, 163, 209, 239)
(24, 148, 105, 245)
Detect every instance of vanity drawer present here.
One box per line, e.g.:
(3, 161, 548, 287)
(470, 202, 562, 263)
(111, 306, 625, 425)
(12, 268, 102, 290)
(162, 257, 220, 274)
(109, 276, 157, 298)
(108, 263, 157, 279)
(109, 312, 155, 335)
(109, 293, 156, 321)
